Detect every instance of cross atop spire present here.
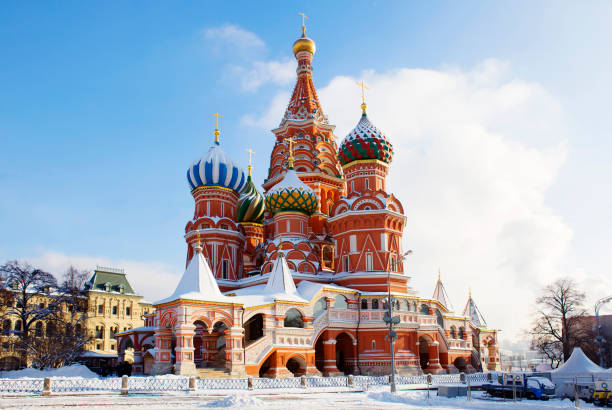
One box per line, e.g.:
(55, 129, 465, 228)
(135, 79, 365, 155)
(246, 148, 255, 176)
(356, 80, 369, 114)
(211, 112, 222, 144)
(299, 12, 308, 36)
(284, 137, 296, 169)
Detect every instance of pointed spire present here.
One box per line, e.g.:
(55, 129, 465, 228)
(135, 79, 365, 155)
(265, 251, 297, 296)
(462, 289, 488, 328)
(432, 269, 454, 311)
(155, 241, 230, 304)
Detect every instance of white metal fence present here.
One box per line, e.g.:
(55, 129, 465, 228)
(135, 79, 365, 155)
(0, 372, 496, 395)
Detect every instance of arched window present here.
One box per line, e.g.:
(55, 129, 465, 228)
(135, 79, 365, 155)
(45, 322, 55, 337)
(35, 321, 43, 337)
(14, 320, 22, 333)
(313, 297, 327, 318)
(404, 300, 411, 311)
(420, 304, 430, 315)
(458, 327, 465, 339)
(372, 299, 379, 309)
(450, 326, 457, 339)
(361, 299, 368, 310)
(1, 319, 11, 335)
(435, 310, 444, 328)
(284, 309, 303, 328)
(334, 295, 348, 309)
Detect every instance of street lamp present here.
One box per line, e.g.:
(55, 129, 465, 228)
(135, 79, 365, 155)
(594, 295, 612, 367)
(384, 250, 413, 393)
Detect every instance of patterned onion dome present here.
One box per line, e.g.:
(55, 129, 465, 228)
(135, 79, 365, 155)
(237, 174, 265, 223)
(338, 113, 394, 166)
(187, 141, 246, 192)
(265, 169, 317, 215)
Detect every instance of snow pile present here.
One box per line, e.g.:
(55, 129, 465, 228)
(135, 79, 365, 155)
(0, 363, 99, 379)
(203, 392, 265, 408)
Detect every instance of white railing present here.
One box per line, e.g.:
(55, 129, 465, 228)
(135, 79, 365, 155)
(0, 372, 496, 394)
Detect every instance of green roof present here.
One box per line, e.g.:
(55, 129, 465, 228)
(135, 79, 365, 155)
(86, 268, 136, 295)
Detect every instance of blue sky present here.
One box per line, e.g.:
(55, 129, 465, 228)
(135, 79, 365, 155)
(1, 1, 611, 342)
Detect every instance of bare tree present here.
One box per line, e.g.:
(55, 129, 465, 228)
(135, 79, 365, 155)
(529, 277, 588, 367)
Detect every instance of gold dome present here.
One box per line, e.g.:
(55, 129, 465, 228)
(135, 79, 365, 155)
(293, 33, 316, 56)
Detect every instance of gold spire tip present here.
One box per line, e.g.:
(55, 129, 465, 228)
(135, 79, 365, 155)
(356, 81, 369, 114)
(299, 12, 308, 36)
(438, 268, 441, 281)
(284, 137, 296, 169)
(211, 112, 222, 143)
(246, 148, 255, 176)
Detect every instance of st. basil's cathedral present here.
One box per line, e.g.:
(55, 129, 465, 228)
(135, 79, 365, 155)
(116, 22, 501, 378)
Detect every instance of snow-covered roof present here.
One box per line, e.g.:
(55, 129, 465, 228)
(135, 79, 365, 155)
(266, 168, 314, 196)
(154, 244, 237, 305)
(432, 273, 454, 311)
(265, 253, 298, 296)
(552, 347, 604, 374)
(462, 293, 487, 327)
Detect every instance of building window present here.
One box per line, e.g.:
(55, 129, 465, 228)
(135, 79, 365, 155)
(220, 224, 229, 230)
(334, 295, 348, 309)
(14, 320, 22, 333)
(96, 343, 101, 350)
(111, 344, 115, 350)
(349, 235, 357, 253)
(220, 203, 224, 217)
(39, 302, 45, 309)
(365, 178, 369, 190)
(283, 309, 304, 328)
(372, 299, 379, 309)
(361, 299, 368, 310)
(350, 180, 355, 192)
(390, 256, 396, 272)
(35, 321, 43, 337)
(366, 252, 373, 271)
(112, 306, 118, 315)
(1, 319, 11, 335)
(372, 340, 376, 350)
(98, 305, 104, 315)
(313, 297, 327, 318)
(95, 326, 104, 339)
(222, 260, 229, 279)
(343, 256, 349, 272)
(126, 307, 131, 316)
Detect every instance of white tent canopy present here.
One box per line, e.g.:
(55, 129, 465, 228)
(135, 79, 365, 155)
(552, 347, 604, 375)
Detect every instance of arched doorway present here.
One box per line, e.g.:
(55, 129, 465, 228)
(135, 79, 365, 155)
(193, 320, 208, 368)
(286, 356, 307, 377)
(335, 332, 355, 374)
(211, 321, 227, 368)
(418, 337, 430, 371)
(314, 335, 324, 372)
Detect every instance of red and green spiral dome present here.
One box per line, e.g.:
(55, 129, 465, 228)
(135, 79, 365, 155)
(338, 113, 393, 166)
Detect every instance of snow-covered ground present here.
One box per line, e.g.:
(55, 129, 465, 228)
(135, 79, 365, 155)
(0, 388, 597, 409)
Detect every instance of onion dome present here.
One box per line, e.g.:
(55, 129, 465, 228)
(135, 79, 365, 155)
(237, 170, 265, 223)
(265, 169, 317, 215)
(187, 140, 246, 193)
(338, 111, 394, 166)
(293, 25, 316, 56)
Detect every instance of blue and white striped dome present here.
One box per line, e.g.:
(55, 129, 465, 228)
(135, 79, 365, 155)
(187, 142, 246, 192)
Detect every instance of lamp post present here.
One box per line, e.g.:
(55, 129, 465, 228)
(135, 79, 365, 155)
(594, 296, 612, 368)
(384, 250, 413, 393)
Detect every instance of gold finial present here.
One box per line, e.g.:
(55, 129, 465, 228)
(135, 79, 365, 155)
(284, 137, 296, 169)
(211, 112, 222, 143)
(356, 81, 369, 114)
(299, 12, 308, 36)
(246, 148, 255, 177)
(469, 287, 472, 298)
(438, 268, 441, 281)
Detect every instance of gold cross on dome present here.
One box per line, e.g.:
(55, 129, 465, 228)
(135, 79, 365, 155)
(211, 112, 222, 143)
(284, 137, 296, 168)
(356, 81, 369, 113)
(246, 148, 255, 176)
(299, 12, 308, 34)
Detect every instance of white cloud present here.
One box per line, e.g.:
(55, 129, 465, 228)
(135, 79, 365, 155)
(204, 24, 265, 52)
(28, 251, 180, 304)
(228, 58, 296, 92)
(244, 59, 581, 343)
